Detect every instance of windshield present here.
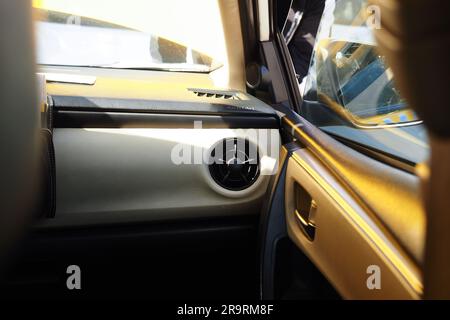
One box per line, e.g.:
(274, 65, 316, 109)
(33, 0, 225, 72)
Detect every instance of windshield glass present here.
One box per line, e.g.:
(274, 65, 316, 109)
(33, 0, 225, 72)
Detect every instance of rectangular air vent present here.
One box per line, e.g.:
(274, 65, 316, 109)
(189, 88, 239, 100)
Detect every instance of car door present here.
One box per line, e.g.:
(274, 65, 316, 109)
(258, 0, 426, 299)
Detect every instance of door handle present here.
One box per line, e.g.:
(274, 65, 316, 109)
(295, 201, 317, 241)
(294, 181, 317, 241)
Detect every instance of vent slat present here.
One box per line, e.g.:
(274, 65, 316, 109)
(190, 89, 237, 100)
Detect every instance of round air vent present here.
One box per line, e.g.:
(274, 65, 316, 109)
(208, 138, 260, 191)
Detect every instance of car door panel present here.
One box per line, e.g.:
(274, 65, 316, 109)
(285, 147, 421, 299)
(274, 112, 425, 299)
(257, 0, 428, 300)
(283, 115, 426, 265)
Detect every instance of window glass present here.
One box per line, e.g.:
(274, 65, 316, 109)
(33, 0, 225, 72)
(283, 0, 429, 164)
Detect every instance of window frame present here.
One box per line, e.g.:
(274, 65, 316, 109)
(272, 0, 425, 173)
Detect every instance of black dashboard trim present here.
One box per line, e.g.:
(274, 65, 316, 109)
(51, 94, 281, 129)
(54, 110, 280, 129)
(51, 95, 278, 116)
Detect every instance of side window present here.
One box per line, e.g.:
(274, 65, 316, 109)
(281, 0, 429, 165)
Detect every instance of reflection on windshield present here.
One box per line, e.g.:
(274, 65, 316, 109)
(298, 0, 421, 127)
(34, 8, 220, 72)
(315, 41, 418, 126)
(283, 0, 429, 165)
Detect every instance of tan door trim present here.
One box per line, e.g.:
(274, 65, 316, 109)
(285, 147, 422, 299)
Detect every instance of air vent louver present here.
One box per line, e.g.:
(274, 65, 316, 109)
(190, 89, 237, 100)
(209, 138, 260, 191)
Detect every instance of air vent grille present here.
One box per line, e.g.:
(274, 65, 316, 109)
(209, 138, 260, 191)
(189, 89, 238, 100)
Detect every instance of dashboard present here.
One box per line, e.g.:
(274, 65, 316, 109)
(37, 66, 281, 228)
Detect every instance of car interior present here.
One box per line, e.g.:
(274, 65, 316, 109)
(0, 0, 449, 301)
